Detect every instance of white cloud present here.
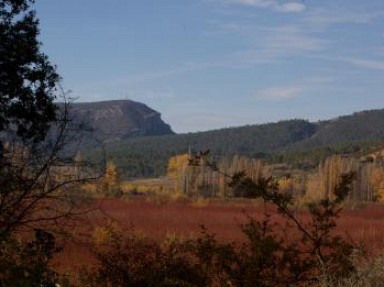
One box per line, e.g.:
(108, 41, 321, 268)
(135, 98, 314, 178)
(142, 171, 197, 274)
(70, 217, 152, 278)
(303, 8, 384, 26)
(258, 86, 302, 100)
(262, 25, 325, 52)
(231, 0, 274, 8)
(228, 25, 328, 64)
(71, 62, 208, 97)
(277, 2, 306, 13)
(340, 57, 384, 70)
(225, 0, 306, 13)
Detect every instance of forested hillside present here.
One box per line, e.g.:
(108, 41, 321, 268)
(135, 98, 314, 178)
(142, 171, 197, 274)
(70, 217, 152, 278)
(296, 110, 384, 148)
(90, 109, 384, 178)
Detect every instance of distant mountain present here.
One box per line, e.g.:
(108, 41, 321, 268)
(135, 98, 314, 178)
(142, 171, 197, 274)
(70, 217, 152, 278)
(67, 100, 174, 143)
(298, 110, 384, 147)
(97, 108, 384, 178)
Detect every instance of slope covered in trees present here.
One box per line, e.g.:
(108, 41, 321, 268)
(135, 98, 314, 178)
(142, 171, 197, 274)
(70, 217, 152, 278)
(296, 110, 384, 148)
(92, 109, 384, 178)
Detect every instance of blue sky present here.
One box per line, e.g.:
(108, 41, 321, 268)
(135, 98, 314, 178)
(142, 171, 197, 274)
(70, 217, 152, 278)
(35, 0, 384, 133)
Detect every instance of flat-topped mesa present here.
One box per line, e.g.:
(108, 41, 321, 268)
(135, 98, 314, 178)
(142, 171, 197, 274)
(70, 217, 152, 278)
(61, 99, 174, 143)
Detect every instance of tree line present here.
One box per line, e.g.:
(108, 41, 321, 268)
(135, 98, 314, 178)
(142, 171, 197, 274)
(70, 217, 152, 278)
(89, 119, 384, 179)
(165, 151, 384, 202)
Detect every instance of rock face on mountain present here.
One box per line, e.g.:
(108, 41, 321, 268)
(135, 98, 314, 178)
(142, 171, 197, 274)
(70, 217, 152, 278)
(68, 100, 174, 143)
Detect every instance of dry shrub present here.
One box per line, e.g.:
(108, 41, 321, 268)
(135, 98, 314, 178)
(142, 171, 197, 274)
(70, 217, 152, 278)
(77, 172, 375, 287)
(79, 222, 210, 287)
(190, 197, 210, 208)
(324, 252, 384, 287)
(81, 182, 98, 195)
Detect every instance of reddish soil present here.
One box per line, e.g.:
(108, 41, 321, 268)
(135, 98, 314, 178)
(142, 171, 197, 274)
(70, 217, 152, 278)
(96, 198, 262, 240)
(55, 198, 384, 273)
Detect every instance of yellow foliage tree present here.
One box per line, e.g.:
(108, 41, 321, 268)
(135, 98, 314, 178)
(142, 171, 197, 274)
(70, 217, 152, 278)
(103, 161, 121, 196)
(167, 154, 190, 193)
(370, 166, 384, 201)
(319, 155, 356, 199)
(278, 177, 294, 194)
(167, 154, 189, 178)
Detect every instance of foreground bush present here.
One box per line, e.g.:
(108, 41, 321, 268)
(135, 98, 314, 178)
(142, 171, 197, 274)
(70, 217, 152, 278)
(79, 223, 209, 287)
(0, 230, 60, 287)
(78, 172, 373, 287)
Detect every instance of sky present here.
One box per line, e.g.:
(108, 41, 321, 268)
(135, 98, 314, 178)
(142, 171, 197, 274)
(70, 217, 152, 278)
(34, 0, 384, 133)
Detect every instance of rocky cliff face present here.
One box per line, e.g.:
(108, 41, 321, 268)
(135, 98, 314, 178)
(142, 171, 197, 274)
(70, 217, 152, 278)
(68, 100, 174, 143)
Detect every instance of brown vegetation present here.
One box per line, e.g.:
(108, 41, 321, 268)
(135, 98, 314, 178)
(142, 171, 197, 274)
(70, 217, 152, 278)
(54, 197, 384, 272)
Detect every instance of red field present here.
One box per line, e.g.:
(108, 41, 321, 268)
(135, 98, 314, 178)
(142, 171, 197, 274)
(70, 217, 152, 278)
(56, 198, 384, 273)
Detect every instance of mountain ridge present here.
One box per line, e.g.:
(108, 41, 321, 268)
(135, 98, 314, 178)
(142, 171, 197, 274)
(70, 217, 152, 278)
(66, 99, 174, 143)
(95, 107, 384, 178)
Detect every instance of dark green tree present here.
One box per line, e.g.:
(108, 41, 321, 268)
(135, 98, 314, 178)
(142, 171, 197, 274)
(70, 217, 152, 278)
(0, 0, 64, 238)
(0, 1, 101, 285)
(0, 0, 103, 238)
(0, 0, 59, 143)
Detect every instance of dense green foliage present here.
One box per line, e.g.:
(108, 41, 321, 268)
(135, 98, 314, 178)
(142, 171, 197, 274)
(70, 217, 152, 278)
(306, 110, 384, 147)
(270, 140, 382, 170)
(0, 0, 59, 143)
(91, 110, 384, 178)
(96, 119, 318, 178)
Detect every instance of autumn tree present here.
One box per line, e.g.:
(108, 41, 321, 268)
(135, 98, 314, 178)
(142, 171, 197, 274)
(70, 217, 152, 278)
(167, 153, 190, 193)
(102, 161, 122, 196)
(316, 154, 383, 201)
(370, 165, 384, 201)
(167, 153, 189, 178)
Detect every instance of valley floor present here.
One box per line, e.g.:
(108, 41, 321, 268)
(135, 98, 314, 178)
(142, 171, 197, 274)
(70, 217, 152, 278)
(55, 198, 384, 274)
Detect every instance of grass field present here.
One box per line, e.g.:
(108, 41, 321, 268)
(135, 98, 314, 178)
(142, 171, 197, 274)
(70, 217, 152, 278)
(54, 197, 384, 275)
